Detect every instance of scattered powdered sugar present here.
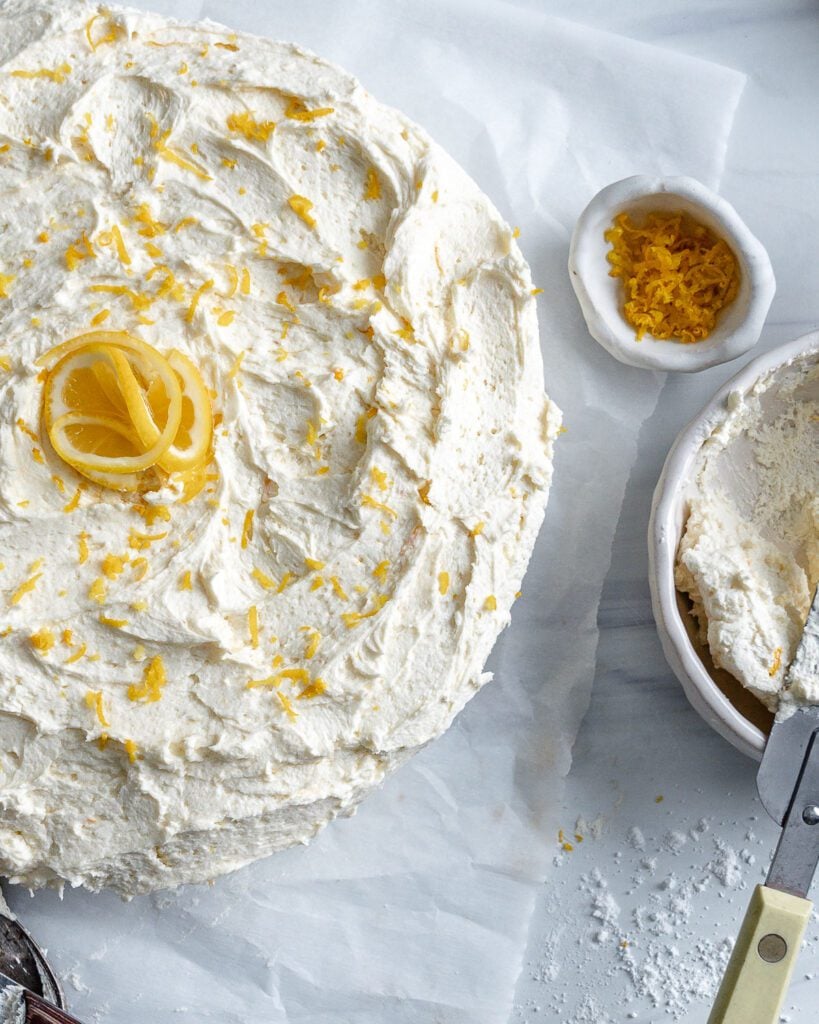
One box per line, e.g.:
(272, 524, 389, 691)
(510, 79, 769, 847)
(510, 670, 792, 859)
(513, 811, 801, 1022)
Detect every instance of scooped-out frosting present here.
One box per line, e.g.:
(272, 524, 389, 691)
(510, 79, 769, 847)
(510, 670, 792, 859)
(676, 351, 818, 713)
(0, 1, 560, 894)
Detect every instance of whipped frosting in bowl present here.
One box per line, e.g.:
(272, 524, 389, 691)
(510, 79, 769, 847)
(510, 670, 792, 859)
(0, 1, 560, 894)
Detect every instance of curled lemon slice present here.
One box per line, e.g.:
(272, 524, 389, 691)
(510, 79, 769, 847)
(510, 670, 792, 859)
(40, 331, 212, 494)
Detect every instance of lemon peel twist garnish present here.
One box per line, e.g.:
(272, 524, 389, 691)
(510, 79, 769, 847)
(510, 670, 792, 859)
(39, 331, 212, 494)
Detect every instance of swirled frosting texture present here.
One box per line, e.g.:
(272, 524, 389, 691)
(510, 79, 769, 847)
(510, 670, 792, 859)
(0, 0, 560, 894)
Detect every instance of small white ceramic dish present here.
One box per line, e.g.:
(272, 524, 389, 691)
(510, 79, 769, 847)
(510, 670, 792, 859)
(568, 175, 776, 372)
(648, 331, 819, 761)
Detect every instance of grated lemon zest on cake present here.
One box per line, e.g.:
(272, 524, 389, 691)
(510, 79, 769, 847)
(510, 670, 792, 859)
(124, 739, 138, 762)
(329, 576, 348, 601)
(252, 567, 275, 590)
(84, 689, 109, 727)
(287, 195, 316, 229)
(305, 557, 325, 572)
(65, 642, 87, 664)
(226, 111, 276, 142)
(10, 570, 43, 605)
(276, 571, 293, 594)
(29, 627, 55, 653)
(129, 531, 167, 551)
(88, 578, 107, 604)
(185, 279, 214, 322)
(355, 407, 377, 444)
(372, 560, 390, 582)
(241, 509, 254, 549)
(85, 13, 122, 51)
(364, 167, 381, 201)
(341, 594, 390, 629)
(362, 493, 397, 518)
(128, 654, 167, 703)
(131, 558, 149, 581)
(99, 615, 129, 628)
(769, 647, 783, 677)
(248, 605, 259, 647)
(11, 63, 71, 84)
(484, 595, 497, 611)
(284, 97, 334, 122)
(78, 532, 90, 564)
(438, 572, 450, 596)
(469, 521, 485, 537)
(101, 554, 129, 579)
(63, 485, 83, 513)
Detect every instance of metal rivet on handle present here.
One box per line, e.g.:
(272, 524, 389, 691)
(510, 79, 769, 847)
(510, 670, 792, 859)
(803, 804, 819, 826)
(758, 933, 788, 963)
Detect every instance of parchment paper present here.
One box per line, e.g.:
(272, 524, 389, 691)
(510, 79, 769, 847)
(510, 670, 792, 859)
(4, 3, 746, 1021)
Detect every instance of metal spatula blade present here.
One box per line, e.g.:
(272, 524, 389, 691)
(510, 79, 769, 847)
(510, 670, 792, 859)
(708, 586, 819, 1024)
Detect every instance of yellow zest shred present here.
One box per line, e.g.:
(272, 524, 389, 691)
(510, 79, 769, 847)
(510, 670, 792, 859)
(85, 689, 109, 727)
(469, 521, 486, 538)
(362, 493, 397, 519)
(102, 553, 129, 579)
(287, 194, 316, 229)
(88, 578, 107, 604)
(278, 691, 298, 721)
(769, 647, 783, 677)
(329, 576, 348, 601)
(355, 406, 377, 444)
(90, 309, 110, 326)
(241, 509, 255, 549)
(85, 13, 122, 51)
(484, 595, 497, 611)
(395, 318, 415, 342)
(605, 211, 739, 343)
(0, 272, 15, 298)
(301, 627, 321, 660)
(124, 739, 138, 762)
(11, 63, 71, 84)
(99, 614, 128, 628)
(251, 567, 275, 591)
(131, 598, 148, 611)
(277, 571, 293, 594)
(186, 279, 214, 323)
(240, 267, 251, 295)
(364, 167, 381, 201)
(284, 97, 334, 122)
(128, 654, 167, 703)
(178, 570, 192, 591)
(78, 531, 90, 564)
(65, 642, 87, 664)
(226, 111, 276, 142)
(10, 570, 43, 606)
(61, 628, 73, 646)
(63, 485, 83, 513)
(370, 467, 388, 492)
(29, 627, 55, 653)
(248, 605, 259, 648)
(131, 557, 148, 581)
(129, 531, 167, 551)
(438, 572, 450, 596)
(341, 594, 390, 629)
(305, 557, 325, 572)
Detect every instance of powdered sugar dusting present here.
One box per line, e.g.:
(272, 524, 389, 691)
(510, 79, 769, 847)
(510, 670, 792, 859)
(512, 809, 813, 1022)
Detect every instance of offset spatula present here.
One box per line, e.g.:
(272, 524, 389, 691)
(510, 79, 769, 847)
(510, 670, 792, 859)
(709, 586, 819, 1023)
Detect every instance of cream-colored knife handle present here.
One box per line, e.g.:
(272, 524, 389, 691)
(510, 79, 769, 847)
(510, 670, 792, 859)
(708, 884, 812, 1024)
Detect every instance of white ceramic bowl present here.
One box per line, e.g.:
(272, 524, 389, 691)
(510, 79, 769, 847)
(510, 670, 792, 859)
(648, 331, 819, 761)
(568, 175, 776, 372)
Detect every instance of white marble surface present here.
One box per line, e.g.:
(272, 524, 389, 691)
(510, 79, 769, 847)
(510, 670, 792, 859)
(512, 1, 819, 1021)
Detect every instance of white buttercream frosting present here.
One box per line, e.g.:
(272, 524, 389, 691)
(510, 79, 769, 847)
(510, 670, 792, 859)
(0, 1, 560, 894)
(676, 351, 818, 713)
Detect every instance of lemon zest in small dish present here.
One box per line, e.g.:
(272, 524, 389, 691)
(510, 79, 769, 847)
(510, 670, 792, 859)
(605, 211, 739, 344)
